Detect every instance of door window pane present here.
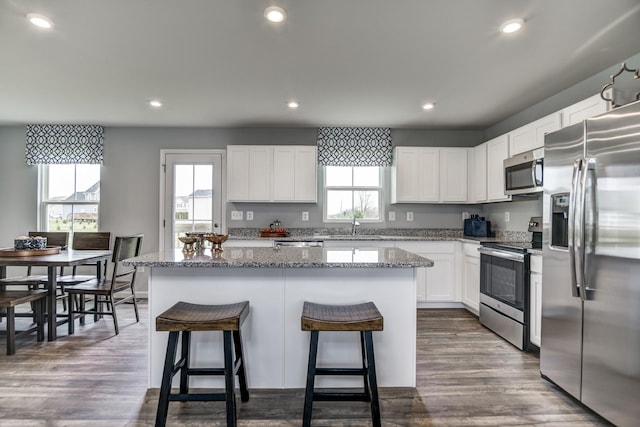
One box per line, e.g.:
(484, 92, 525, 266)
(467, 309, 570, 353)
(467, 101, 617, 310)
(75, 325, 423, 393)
(173, 164, 214, 248)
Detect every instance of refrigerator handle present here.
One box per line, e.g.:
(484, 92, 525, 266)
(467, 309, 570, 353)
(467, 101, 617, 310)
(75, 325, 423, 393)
(568, 158, 583, 298)
(582, 158, 598, 300)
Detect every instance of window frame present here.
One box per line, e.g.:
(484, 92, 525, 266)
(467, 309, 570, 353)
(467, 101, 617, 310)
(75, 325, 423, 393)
(322, 165, 384, 223)
(37, 164, 101, 233)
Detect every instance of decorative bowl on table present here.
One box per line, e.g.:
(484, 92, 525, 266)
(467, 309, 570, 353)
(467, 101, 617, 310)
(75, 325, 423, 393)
(14, 236, 47, 250)
(205, 234, 229, 253)
(178, 235, 199, 254)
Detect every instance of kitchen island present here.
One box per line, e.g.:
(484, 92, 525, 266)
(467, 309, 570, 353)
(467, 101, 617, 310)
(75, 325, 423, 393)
(124, 246, 433, 389)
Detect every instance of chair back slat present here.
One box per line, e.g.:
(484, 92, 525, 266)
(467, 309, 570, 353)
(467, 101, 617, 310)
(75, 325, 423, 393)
(28, 231, 69, 249)
(110, 235, 143, 286)
(72, 232, 111, 250)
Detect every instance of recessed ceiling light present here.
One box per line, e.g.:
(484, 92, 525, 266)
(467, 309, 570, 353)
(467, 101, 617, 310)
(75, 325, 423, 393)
(264, 6, 287, 23)
(500, 18, 524, 34)
(148, 99, 163, 108)
(422, 102, 435, 111)
(27, 13, 54, 29)
(288, 101, 299, 109)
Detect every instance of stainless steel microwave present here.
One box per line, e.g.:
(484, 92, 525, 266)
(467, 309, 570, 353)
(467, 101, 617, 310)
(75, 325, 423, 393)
(504, 148, 543, 195)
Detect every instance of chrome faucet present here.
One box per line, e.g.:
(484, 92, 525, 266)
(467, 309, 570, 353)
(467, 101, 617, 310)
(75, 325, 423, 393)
(351, 217, 360, 236)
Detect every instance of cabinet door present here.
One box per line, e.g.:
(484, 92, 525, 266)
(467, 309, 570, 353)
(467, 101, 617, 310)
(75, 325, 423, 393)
(486, 135, 511, 202)
(439, 148, 467, 202)
(396, 241, 457, 302)
(392, 147, 420, 202)
(248, 146, 272, 201)
(561, 92, 609, 127)
(227, 146, 250, 201)
(509, 113, 561, 156)
(418, 148, 440, 201)
(530, 271, 542, 347)
(462, 244, 480, 313)
(293, 146, 317, 202)
(470, 143, 487, 203)
(272, 147, 296, 201)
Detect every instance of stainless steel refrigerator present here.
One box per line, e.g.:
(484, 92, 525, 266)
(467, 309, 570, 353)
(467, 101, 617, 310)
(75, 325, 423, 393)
(541, 99, 640, 427)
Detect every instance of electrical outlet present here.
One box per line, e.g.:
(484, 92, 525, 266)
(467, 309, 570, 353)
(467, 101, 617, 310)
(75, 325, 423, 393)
(231, 210, 243, 220)
(462, 211, 470, 221)
(388, 211, 396, 221)
(407, 212, 414, 221)
(302, 211, 309, 221)
(246, 211, 253, 221)
(505, 211, 510, 222)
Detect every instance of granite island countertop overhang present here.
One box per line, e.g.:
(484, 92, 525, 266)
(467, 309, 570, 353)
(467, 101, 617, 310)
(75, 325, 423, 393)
(123, 246, 434, 268)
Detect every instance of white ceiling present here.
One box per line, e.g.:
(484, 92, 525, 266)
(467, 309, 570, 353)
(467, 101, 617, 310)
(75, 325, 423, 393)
(1, 0, 639, 129)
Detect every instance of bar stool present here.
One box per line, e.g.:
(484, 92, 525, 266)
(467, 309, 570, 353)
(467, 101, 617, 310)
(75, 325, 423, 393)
(155, 301, 250, 427)
(301, 301, 384, 427)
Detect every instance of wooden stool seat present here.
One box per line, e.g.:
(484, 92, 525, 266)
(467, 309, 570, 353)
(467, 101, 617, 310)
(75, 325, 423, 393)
(302, 301, 383, 331)
(155, 301, 250, 427)
(0, 290, 47, 355)
(302, 301, 383, 427)
(156, 301, 249, 332)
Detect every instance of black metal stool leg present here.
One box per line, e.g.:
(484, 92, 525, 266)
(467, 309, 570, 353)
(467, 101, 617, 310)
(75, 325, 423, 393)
(156, 331, 179, 427)
(223, 331, 237, 427)
(303, 330, 319, 427)
(180, 331, 190, 394)
(360, 331, 371, 400)
(233, 330, 250, 402)
(364, 331, 381, 427)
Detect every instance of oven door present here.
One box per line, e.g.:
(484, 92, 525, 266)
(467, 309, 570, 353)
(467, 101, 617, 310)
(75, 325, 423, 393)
(479, 248, 527, 312)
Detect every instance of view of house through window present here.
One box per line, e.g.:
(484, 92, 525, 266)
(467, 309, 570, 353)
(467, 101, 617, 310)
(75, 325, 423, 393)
(40, 164, 101, 234)
(324, 166, 381, 221)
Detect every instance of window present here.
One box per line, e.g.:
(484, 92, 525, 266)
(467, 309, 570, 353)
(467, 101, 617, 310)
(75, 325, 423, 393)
(324, 166, 382, 222)
(39, 164, 101, 234)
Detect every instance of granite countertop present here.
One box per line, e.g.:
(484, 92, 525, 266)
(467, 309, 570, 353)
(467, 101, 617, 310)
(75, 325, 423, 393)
(123, 246, 435, 268)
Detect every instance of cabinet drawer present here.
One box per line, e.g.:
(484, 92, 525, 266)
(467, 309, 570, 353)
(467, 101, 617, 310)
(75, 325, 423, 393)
(463, 242, 480, 257)
(395, 241, 456, 253)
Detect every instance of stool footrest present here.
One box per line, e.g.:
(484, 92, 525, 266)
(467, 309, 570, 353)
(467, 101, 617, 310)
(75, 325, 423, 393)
(314, 392, 371, 402)
(315, 367, 366, 376)
(169, 393, 226, 402)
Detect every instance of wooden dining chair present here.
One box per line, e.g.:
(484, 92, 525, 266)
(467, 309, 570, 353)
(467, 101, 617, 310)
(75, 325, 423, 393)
(66, 234, 143, 336)
(57, 232, 111, 285)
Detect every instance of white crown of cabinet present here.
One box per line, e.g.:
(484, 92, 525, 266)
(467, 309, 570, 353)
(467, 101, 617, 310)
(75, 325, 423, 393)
(227, 145, 317, 203)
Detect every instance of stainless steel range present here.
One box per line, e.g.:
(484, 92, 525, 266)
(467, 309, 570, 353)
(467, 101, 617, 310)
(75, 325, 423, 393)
(478, 242, 530, 350)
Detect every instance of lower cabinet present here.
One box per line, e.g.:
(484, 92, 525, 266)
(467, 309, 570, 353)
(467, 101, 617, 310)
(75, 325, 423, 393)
(395, 241, 459, 303)
(224, 239, 275, 248)
(529, 255, 542, 347)
(461, 242, 480, 314)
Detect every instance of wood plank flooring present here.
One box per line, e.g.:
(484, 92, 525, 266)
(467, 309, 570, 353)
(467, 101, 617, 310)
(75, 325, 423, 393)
(0, 302, 610, 426)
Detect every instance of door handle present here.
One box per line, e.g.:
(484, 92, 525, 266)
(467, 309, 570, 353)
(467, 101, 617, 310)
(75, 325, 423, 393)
(568, 158, 582, 298)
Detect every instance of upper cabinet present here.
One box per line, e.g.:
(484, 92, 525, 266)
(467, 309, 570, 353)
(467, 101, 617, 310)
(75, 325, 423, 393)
(227, 145, 317, 203)
(392, 146, 467, 203)
(486, 135, 511, 202)
(468, 142, 487, 203)
(561, 92, 610, 127)
(508, 112, 562, 156)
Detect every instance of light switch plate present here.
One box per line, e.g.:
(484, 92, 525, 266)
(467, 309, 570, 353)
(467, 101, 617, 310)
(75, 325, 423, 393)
(407, 212, 414, 221)
(231, 210, 243, 220)
(302, 211, 309, 221)
(388, 211, 396, 221)
(505, 211, 510, 222)
(246, 211, 253, 220)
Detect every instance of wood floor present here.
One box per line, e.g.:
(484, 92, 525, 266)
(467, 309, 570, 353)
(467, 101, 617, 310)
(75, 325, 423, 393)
(0, 302, 610, 426)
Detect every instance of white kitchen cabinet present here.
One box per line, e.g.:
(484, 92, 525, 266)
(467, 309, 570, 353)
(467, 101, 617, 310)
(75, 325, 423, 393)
(439, 148, 468, 202)
(392, 147, 467, 203)
(508, 112, 561, 156)
(272, 146, 317, 202)
(486, 135, 511, 202)
(561, 91, 610, 127)
(461, 242, 480, 314)
(529, 254, 542, 347)
(227, 145, 317, 203)
(391, 147, 439, 202)
(469, 142, 487, 203)
(323, 240, 395, 248)
(395, 241, 459, 303)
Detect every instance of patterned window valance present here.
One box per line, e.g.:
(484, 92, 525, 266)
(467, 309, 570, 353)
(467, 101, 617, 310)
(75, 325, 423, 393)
(25, 124, 104, 165)
(317, 127, 392, 167)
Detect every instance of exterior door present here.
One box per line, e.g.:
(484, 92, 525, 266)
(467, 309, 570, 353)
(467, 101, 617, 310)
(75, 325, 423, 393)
(162, 151, 224, 252)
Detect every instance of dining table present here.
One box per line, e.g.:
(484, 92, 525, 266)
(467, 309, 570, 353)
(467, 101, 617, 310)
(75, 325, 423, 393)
(0, 249, 112, 341)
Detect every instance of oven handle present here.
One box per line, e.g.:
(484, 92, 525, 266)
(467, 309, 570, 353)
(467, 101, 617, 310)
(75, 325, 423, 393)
(478, 248, 526, 262)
